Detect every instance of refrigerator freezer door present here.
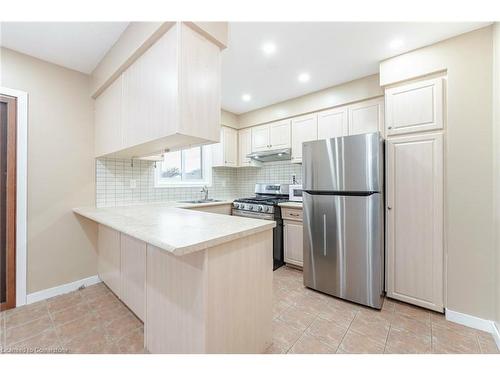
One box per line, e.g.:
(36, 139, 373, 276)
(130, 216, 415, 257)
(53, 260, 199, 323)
(303, 191, 384, 308)
(302, 132, 383, 193)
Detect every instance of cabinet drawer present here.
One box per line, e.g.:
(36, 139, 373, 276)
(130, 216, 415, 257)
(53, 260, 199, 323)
(281, 208, 303, 221)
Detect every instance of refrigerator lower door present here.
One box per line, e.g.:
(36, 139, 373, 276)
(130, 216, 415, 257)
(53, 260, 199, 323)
(303, 191, 384, 309)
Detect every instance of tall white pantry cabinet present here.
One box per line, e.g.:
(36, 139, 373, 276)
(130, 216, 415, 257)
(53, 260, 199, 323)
(384, 76, 445, 312)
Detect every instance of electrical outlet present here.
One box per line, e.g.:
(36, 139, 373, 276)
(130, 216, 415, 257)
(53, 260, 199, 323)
(129, 179, 137, 189)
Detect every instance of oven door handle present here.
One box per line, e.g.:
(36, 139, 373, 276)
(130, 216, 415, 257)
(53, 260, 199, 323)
(232, 209, 274, 221)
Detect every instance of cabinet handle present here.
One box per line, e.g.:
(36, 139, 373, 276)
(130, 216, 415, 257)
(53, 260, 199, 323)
(387, 206, 392, 210)
(388, 126, 393, 130)
(289, 213, 299, 216)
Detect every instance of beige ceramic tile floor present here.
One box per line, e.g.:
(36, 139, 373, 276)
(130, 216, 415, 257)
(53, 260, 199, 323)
(1, 266, 498, 354)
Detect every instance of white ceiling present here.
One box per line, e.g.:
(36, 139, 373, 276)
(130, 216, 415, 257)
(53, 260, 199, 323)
(0, 22, 489, 113)
(222, 22, 489, 114)
(0, 22, 129, 73)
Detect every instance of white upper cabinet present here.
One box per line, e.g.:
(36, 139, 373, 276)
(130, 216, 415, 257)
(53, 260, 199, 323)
(348, 97, 384, 136)
(251, 124, 270, 152)
(291, 114, 318, 163)
(238, 128, 253, 167)
(251, 120, 291, 152)
(317, 106, 348, 140)
(212, 126, 238, 167)
(269, 120, 291, 150)
(95, 76, 123, 157)
(94, 22, 223, 158)
(385, 77, 444, 136)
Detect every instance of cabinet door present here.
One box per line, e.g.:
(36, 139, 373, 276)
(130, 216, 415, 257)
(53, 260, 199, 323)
(98, 225, 121, 297)
(284, 220, 303, 267)
(386, 132, 443, 312)
(94, 76, 123, 157)
(223, 126, 238, 167)
(122, 29, 178, 149)
(291, 114, 317, 163)
(385, 77, 444, 136)
(121, 234, 146, 321)
(213, 126, 237, 167)
(238, 128, 253, 166)
(269, 120, 291, 150)
(317, 106, 348, 140)
(348, 98, 384, 136)
(251, 124, 270, 152)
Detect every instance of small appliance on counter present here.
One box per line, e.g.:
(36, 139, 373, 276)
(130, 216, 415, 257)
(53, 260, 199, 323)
(288, 184, 303, 202)
(232, 183, 290, 270)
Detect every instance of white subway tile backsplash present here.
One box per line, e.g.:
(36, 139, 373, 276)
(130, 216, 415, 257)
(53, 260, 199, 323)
(95, 158, 302, 207)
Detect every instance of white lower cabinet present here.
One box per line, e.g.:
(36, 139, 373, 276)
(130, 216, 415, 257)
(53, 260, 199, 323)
(283, 208, 303, 268)
(98, 225, 121, 298)
(386, 132, 444, 312)
(120, 234, 146, 321)
(97, 225, 146, 321)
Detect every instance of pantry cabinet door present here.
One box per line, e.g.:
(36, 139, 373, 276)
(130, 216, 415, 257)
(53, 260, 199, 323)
(284, 220, 303, 267)
(386, 132, 443, 312)
(291, 114, 317, 163)
(348, 98, 384, 136)
(94, 76, 123, 157)
(252, 124, 270, 152)
(317, 106, 348, 140)
(238, 128, 253, 166)
(121, 234, 146, 321)
(98, 225, 121, 298)
(385, 77, 444, 136)
(269, 120, 291, 150)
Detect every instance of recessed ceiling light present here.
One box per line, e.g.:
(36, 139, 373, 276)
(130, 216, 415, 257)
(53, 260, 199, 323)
(242, 94, 252, 102)
(261, 42, 276, 55)
(298, 73, 310, 83)
(389, 38, 404, 50)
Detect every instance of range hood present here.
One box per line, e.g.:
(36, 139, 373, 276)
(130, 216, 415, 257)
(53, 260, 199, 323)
(247, 148, 291, 162)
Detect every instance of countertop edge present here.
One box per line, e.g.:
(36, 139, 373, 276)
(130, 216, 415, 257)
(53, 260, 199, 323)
(73, 205, 276, 256)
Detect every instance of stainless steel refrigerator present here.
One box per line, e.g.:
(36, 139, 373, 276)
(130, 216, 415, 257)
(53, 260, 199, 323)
(302, 132, 384, 309)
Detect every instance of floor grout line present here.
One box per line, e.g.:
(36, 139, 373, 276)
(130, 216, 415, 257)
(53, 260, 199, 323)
(335, 310, 358, 354)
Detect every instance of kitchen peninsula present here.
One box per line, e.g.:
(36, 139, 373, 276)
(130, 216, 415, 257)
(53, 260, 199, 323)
(74, 202, 274, 353)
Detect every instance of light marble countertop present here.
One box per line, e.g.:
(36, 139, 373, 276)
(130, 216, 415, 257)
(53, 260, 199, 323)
(279, 202, 303, 209)
(73, 200, 275, 256)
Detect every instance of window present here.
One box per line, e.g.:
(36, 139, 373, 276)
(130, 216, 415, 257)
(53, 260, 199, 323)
(155, 146, 212, 187)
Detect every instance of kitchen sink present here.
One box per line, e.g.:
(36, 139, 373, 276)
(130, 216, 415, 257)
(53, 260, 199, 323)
(178, 199, 223, 204)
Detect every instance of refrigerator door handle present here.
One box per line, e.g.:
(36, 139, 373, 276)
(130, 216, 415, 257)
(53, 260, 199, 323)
(323, 214, 327, 256)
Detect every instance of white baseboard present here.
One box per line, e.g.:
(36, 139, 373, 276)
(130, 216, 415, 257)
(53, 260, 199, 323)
(445, 309, 494, 333)
(492, 322, 500, 351)
(26, 275, 101, 304)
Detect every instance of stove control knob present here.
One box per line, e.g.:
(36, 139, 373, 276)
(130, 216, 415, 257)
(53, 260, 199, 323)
(250, 205, 256, 211)
(233, 202, 239, 208)
(257, 205, 264, 212)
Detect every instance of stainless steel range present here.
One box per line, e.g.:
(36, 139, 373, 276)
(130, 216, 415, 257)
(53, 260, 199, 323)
(232, 183, 290, 270)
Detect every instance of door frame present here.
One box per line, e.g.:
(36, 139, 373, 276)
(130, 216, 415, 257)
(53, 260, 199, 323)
(0, 87, 28, 307)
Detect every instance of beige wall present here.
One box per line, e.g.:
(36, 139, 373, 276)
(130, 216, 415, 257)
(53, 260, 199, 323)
(236, 74, 383, 128)
(381, 26, 495, 320)
(0, 48, 97, 294)
(493, 22, 500, 328)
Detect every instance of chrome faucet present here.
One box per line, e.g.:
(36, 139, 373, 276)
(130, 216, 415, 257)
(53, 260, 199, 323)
(201, 185, 209, 200)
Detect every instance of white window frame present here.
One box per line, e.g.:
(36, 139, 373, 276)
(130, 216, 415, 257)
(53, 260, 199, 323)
(154, 145, 212, 188)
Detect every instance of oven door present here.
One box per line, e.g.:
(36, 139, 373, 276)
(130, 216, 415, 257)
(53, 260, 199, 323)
(232, 209, 284, 270)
